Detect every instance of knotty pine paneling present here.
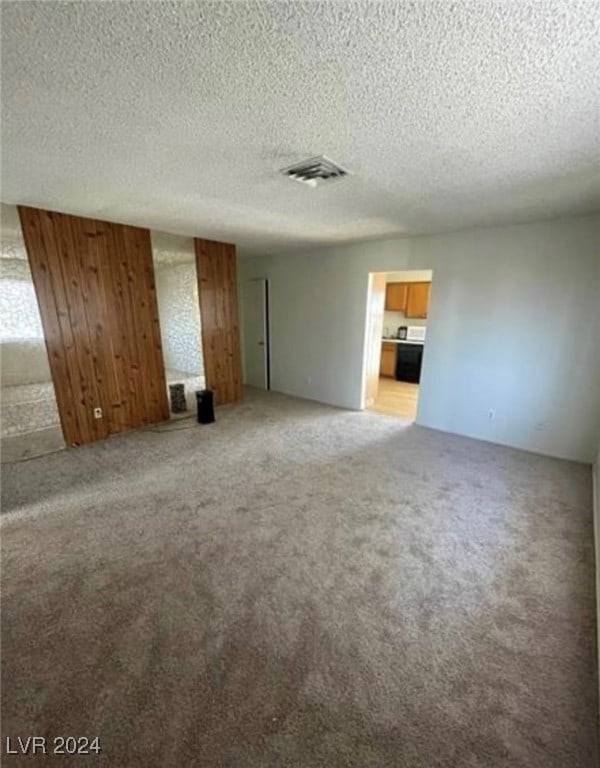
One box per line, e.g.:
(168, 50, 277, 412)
(195, 239, 242, 405)
(19, 207, 169, 445)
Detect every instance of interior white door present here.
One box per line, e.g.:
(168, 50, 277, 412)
(363, 273, 386, 407)
(242, 278, 269, 389)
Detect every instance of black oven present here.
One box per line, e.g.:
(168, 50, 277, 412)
(395, 343, 424, 383)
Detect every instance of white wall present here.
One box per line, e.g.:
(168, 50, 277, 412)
(239, 214, 600, 462)
(241, 237, 410, 409)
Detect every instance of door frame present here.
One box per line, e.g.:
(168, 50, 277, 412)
(361, 272, 386, 409)
(361, 268, 434, 421)
(242, 277, 271, 391)
(262, 278, 271, 390)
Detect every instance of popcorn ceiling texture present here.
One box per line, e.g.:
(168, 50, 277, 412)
(1, 2, 599, 255)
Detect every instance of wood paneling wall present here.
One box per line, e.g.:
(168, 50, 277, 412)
(19, 206, 169, 445)
(195, 239, 242, 405)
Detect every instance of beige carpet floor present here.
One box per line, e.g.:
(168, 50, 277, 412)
(1, 389, 598, 767)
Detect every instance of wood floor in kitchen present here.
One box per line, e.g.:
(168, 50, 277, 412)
(369, 378, 419, 420)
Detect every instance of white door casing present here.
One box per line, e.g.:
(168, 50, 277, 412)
(362, 273, 386, 408)
(242, 278, 269, 389)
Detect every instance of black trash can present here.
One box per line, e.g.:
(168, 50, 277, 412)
(196, 389, 215, 424)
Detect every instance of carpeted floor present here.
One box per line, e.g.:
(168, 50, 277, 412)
(1, 389, 598, 767)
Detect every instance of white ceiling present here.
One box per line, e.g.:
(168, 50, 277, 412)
(1, 1, 599, 256)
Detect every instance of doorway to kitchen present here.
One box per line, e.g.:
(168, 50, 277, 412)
(362, 269, 433, 422)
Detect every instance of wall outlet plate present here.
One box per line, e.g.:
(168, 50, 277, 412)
(93, 407, 103, 419)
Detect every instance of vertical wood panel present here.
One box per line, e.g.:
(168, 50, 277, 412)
(19, 208, 81, 445)
(96, 220, 130, 433)
(124, 226, 151, 424)
(227, 244, 242, 402)
(121, 225, 169, 425)
(72, 217, 122, 434)
(114, 224, 144, 426)
(19, 206, 169, 445)
(57, 212, 109, 442)
(136, 228, 169, 423)
(195, 238, 242, 405)
(36, 209, 99, 444)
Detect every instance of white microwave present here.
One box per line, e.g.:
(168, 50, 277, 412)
(406, 326, 426, 342)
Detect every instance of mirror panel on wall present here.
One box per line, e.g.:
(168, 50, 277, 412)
(0, 204, 65, 459)
(151, 231, 205, 413)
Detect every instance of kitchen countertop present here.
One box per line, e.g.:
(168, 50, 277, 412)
(382, 338, 425, 345)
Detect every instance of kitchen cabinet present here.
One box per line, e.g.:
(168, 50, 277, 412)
(385, 281, 431, 317)
(385, 282, 408, 312)
(380, 342, 397, 378)
(405, 282, 431, 318)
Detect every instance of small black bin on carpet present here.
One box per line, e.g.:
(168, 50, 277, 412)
(196, 389, 215, 424)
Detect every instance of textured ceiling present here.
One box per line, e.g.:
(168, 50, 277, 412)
(1, 1, 599, 255)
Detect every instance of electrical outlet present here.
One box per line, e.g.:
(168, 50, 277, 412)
(93, 407, 103, 419)
(488, 409, 495, 420)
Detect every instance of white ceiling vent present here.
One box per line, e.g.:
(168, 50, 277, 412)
(280, 156, 348, 188)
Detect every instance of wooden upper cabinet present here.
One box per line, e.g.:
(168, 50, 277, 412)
(385, 280, 431, 317)
(405, 282, 431, 318)
(385, 282, 408, 311)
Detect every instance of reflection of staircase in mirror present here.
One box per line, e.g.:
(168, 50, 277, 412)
(1, 381, 61, 438)
(1, 337, 61, 438)
(0, 378, 65, 463)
